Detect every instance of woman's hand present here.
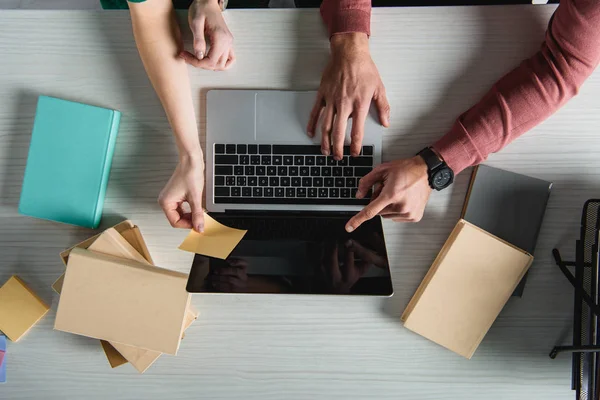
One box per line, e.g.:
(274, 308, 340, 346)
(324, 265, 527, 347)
(180, 0, 235, 71)
(158, 155, 206, 232)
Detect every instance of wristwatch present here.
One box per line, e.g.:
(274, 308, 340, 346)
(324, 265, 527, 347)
(417, 147, 454, 191)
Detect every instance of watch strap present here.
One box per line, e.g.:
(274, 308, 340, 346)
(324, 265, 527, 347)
(417, 147, 443, 171)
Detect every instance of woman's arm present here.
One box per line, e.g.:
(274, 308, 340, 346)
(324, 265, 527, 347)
(130, 0, 200, 160)
(129, 0, 205, 231)
(434, 0, 600, 174)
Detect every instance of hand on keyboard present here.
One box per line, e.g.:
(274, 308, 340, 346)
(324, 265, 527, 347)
(307, 33, 389, 160)
(346, 157, 431, 232)
(158, 157, 206, 232)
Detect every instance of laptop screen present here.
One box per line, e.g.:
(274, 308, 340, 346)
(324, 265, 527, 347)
(186, 213, 393, 296)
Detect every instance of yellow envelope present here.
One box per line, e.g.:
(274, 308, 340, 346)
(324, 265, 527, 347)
(178, 213, 247, 259)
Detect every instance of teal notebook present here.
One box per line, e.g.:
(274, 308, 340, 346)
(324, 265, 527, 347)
(19, 96, 121, 229)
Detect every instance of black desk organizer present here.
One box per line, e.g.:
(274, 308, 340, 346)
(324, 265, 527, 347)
(550, 200, 600, 400)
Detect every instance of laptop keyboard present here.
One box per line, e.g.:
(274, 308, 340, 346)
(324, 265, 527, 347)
(213, 144, 373, 205)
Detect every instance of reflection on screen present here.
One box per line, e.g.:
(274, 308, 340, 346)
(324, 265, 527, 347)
(187, 214, 393, 296)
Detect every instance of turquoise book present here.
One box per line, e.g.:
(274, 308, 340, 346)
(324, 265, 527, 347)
(19, 96, 121, 229)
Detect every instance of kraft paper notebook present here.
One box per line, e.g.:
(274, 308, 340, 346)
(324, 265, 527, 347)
(85, 228, 198, 372)
(402, 220, 533, 359)
(462, 165, 552, 297)
(0, 276, 50, 342)
(54, 223, 196, 370)
(59, 220, 137, 267)
(19, 95, 121, 229)
(111, 307, 199, 373)
(55, 248, 190, 355)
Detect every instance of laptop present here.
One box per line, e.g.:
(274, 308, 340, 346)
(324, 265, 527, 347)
(186, 90, 393, 296)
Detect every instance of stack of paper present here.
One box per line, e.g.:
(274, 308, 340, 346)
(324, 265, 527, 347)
(54, 221, 198, 373)
(402, 220, 533, 359)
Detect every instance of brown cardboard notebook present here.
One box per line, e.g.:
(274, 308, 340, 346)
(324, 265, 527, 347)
(112, 306, 199, 373)
(88, 227, 150, 265)
(54, 228, 196, 370)
(59, 220, 135, 266)
(53, 225, 150, 294)
(54, 223, 153, 368)
(401, 220, 533, 359)
(55, 248, 191, 355)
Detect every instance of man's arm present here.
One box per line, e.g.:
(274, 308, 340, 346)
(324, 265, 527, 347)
(129, 0, 205, 231)
(434, 0, 600, 174)
(320, 0, 371, 37)
(346, 0, 600, 232)
(309, 0, 389, 160)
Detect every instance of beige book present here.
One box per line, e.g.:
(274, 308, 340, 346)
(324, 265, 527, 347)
(120, 227, 154, 265)
(53, 225, 150, 294)
(55, 224, 196, 369)
(112, 306, 199, 373)
(55, 248, 190, 355)
(401, 219, 533, 359)
(88, 227, 150, 265)
(86, 228, 197, 371)
(100, 305, 197, 371)
(0, 276, 50, 342)
(59, 220, 135, 266)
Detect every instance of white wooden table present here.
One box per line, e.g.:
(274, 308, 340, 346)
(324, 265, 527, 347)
(0, 5, 594, 399)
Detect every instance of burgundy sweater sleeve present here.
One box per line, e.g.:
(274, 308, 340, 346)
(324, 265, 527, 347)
(320, 0, 371, 38)
(433, 0, 600, 174)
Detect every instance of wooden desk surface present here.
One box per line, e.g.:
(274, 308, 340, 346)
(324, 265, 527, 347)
(0, 5, 593, 399)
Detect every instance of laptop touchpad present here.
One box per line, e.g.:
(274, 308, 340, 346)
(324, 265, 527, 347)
(255, 92, 318, 143)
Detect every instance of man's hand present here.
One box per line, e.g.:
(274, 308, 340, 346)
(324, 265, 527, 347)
(158, 155, 205, 232)
(180, 0, 235, 71)
(346, 156, 432, 232)
(308, 33, 389, 160)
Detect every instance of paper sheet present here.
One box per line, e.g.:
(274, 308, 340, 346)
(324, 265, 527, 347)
(178, 213, 247, 259)
(55, 249, 190, 355)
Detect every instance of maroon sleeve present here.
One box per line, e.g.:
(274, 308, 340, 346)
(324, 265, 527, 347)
(433, 0, 600, 174)
(320, 0, 371, 38)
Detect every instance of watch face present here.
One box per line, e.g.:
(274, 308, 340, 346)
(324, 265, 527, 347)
(432, 169, 452, 189)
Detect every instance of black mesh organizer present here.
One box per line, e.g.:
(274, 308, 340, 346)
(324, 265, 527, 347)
(551, 200, 600, 400)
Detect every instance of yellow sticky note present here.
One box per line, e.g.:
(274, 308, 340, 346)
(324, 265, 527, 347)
(178, 213, 247, 259)
(0, 276, 50, 342)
